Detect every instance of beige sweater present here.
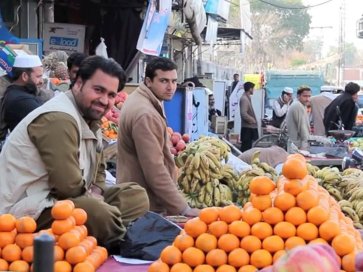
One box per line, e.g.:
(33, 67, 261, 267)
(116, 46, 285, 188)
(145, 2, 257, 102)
(240, 92, 257, 129)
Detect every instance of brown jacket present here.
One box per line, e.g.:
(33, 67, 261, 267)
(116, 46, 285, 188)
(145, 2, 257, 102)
(116, 83, 188, 215)
(240, 92, 257, 128)
(310, 93, 336, 136)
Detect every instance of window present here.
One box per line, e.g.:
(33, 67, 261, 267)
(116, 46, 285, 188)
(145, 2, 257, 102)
(0, 0, 16, 23)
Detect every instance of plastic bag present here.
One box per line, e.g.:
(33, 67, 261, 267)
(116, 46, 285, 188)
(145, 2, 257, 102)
(119, 211, 181, 261)
(95, 38, 108, 59)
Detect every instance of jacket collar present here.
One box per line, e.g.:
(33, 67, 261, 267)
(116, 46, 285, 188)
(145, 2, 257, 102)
(7, 84, 37, 95)
(137, 83, 166, 119)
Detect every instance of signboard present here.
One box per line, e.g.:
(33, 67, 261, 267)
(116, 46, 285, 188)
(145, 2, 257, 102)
(0, 45, 32, 77)
(0, 9, 19, 51)
(185, 88, 193, 136)
(137, 0, 171, 56)
(229, 81, 244, 121)
(43, 23, 86, 54)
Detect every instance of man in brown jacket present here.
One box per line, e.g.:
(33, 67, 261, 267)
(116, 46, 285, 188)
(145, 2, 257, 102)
(240, 82, 259, 152)
(117, 57, 199, 217)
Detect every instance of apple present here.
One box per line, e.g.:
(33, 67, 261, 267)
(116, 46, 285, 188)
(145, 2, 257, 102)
(118, 91, 128, 101)
(171, 135, 179, 146)
(308, 244, 340, 271)
(182, 134, 190, 143)
(170, 147, 178, 155)
(172, 132, 182, 141)
(176, 140, 186, 151)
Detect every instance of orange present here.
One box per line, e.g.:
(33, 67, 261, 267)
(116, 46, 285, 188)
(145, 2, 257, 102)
(52, 219, 73, 236)
(72, 208, 88, 226)
(309, 238, 328, 245)
(240, 236, 261, 253)
(331, 234, 355, 256)
(285, 207, 307, 226)
(219, 206, 242, 223)
(0, 232, 15, 247)
(273, 192, 296, 212)
(286, 153, 306, 162)
(2, 244, 21, 262)
(319, 220, 340, 241)
(195, 233, 217, 253)
(262, 235, 284, 253)
(251, 195, 272, 211)
(216, 264, 237, 272)
(174, 234, 194, 252)
(54, 245, 65, 261)
(0, 259, 8, 271)
(52, 201, 74, 220)
(161, 246, 182, 266)
(283, 179, 305, 196)
(273, 250, 286, 263)
(0, 214, 16, 231)
(228, 248, 249, 267)
(73, 262, 95, 272)
(9, 260, 29, 272)
(58, 232, 80, 250)
(74, 226, 87, 240)
(262, 207, 284, 225)
(148, 260, 170, 272)
(249, 176, 276, 195)
(296, 223, 318, 241)
(273, 222, 296, 239)
(341, 253, 356, 272)
(217, 234, 240, 253)
(285, 237, 306, 250)
(15, 233, 34, 249)
(206, 249, 228, 267)
(296, 191, 319, 211)
(54, 260, 72, 272)
(182, 247, 205, 267)
(94, 246, 108, 262)
(65, 246, 87, 265)
(238, 265, 257, 272)
(241, 208, 262, 226)
(199, 208, 219, 224)
(208, 221, 229, 238)
(307, 206, 329, 226)
(194, 264, 215, 272)
(250, 249, 272, 268)
(282, 158, 308, 179)
(15, 217, 37, 233)
(184, 218, 207, 238)
(251, 222, 273, 240)
(86, 236, 98, 246)
(170, 263, 192, 272)
(228, 221, 250, 238)
(22, 246, 34, 263)
(68, 216, 76, 228)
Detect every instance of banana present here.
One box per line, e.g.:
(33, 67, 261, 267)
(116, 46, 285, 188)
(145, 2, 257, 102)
(190, 178, 200, 193)
(199, 168, 207, 184)
(251, 151, 261, 165)
(252, 164, 265, 175)
(342, 207, 360, 222)
(193, 152, 201, 169)
(206, 182, 213, 195)
(220, 184, 233, 201)
(181, 176, 191, 193)
(328, 188, 343, 201)
(198, 186, 206, 203)
(349, 188, 363, 202)
(339, 200, 353, 209)
(185, 155, 195, 175)
(324, 178, 340, 185)
(204, 191, 214, 207)
(213, 186, 221, 207)
(354, 222, 363, 229)
(324, 172, 341, 182)
(200, 153, 210, 172)
(258, 162, 277, 175)
(193, 169, 201, 180)
(204, 151, 221, 168)
(177, 173, 184, 187)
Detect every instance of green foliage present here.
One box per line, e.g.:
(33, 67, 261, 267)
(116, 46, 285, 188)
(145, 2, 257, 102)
(290, 58, 307, 67)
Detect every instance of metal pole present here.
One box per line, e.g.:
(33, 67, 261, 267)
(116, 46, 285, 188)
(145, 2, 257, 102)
(33, 234, 55, 272)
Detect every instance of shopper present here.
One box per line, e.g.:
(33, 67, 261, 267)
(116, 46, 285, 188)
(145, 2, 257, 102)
(209, 94, 222, 121)
(272, 87, 293, 128)
(117, 57, 199, 217)
(67, 52, 88, 84)
(0, 56, 149, 249)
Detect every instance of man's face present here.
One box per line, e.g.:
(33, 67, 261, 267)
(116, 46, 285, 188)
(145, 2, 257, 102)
(249, 87, 254, 95)
(24, 67, 44, 93)
(68, 65, 80, 82)
(298, 90, 311, 106)
(209, 95, 215, 107)
(353, 93, 359, 103)
(234, 75, 239, 81)
(145, 69, 177, 101)
(72, 69, 119, 121)
(284, 93, 293, 102)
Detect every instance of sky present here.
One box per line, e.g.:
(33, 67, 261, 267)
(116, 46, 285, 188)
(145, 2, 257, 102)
(303, 0, 363, 55)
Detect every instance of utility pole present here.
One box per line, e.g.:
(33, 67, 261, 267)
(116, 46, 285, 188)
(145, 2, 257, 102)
(338, 0, 346, 86)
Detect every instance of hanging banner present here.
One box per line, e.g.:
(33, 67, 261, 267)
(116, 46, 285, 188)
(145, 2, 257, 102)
(137, 0, 172, 56)
(0, 9, 20, 51)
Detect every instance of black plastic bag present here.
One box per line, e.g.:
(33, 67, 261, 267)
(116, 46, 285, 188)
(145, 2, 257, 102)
(119, 211, 182, 261)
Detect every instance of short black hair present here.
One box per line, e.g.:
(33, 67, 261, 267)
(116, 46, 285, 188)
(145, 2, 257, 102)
(76, 55, 127, 92)
(297, 85, 311, 95)
(67, 53, 88, 70)
(244, 82, 255, 92)
(11, 67, 33, 81)
(234, 73, 239, 77)
(345, 82, 360, 95)
(145, 57, 177, 82)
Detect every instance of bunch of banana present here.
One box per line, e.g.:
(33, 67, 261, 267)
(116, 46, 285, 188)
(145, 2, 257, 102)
(306, 163, 320, 178)
(236, 151, 279, 206)
(315, 167, 342, 186)
(339, 200, 362, 226)
(321, 182, 344, 201)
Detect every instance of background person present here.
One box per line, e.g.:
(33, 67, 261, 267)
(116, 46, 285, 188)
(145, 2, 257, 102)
(272, 87, 293, 128)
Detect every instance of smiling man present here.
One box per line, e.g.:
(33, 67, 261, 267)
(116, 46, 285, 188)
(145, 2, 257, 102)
(117, 57, 199, 217)
(0, 56, 149, 250)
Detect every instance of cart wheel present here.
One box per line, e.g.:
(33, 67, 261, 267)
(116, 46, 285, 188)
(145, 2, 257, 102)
(253, 134, 280, 148)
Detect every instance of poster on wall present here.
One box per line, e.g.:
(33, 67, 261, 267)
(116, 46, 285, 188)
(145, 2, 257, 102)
(184, 89, 193, 136)
(43, 23, 86, 54)
(0, 9, 19, 51)
(229, 81, 245, 121)
(137, 0, 171, 56)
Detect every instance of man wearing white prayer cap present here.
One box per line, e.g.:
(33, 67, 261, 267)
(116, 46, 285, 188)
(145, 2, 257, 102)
(271, 87, 293, 128)
(0, 54, 44, 142)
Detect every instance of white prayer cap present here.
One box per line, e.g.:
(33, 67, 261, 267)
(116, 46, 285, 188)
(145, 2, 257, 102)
(284, 87, 293, 94)
(13, 55, 42, 68)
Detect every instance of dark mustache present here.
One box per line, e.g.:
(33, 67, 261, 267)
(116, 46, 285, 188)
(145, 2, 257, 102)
(91, 102, 107, 109)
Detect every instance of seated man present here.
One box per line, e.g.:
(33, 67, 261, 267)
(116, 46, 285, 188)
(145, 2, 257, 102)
(0, 56, 149, 249)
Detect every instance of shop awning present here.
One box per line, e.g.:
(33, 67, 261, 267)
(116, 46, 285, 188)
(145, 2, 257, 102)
(201, 27, 253, 41)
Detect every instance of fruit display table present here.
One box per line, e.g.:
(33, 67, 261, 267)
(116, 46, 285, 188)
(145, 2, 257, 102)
(307, 157, 343, 167)
(97, 258, 148, 272)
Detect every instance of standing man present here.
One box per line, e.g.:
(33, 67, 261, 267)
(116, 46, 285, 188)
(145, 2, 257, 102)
(208, 94, 222, 121)
(324, 82, 360, 134)
(67, 52, 88, 84)
(0, 56, 149, 249)
(310, 91, 338, 136)
(0, 55, 44, 142)
(231, 73, 240, 92)
(272, 87, 293, 128)
(240, 82, 258, 152)
(117, 57, 199, 217)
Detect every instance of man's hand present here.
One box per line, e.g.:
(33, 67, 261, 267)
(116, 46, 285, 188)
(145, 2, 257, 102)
(184, 208, 200, 217)
(88, 186, 104, 201)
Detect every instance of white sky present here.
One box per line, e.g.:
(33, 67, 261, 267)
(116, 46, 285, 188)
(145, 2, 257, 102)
(303, 0, 363, 55)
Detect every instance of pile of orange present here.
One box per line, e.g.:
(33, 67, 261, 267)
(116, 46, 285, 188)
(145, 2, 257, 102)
(0, 200, 108, 272)
(149, 153, 363, 272)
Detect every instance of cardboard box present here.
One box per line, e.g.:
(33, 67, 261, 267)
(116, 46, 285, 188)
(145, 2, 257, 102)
(0, 44, 32, 77)
(228, 133, 239, 145)
(211, 116, 227, 135)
